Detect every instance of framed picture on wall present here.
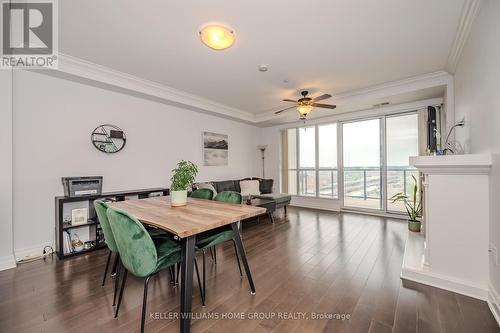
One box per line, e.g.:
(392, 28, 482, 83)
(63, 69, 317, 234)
(202, 131, 228, 166)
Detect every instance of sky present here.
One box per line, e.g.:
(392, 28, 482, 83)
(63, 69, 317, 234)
(293, 114, 418, 168)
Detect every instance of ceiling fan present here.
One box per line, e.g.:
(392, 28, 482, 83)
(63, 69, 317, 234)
(275, 91, 336, 120)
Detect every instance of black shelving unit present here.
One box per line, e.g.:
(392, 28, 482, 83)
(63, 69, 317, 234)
(55, 187, 169, 259)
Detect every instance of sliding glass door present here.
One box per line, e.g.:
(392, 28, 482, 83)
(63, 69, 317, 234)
(281, 111, 419, 216)
(342, 119, 382, 210)
(386, 113, 419, 212)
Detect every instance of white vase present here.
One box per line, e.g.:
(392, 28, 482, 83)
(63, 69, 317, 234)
(170, 190, 188, 207)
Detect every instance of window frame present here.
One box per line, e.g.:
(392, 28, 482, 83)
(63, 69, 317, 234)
(285, 123, 339, 199)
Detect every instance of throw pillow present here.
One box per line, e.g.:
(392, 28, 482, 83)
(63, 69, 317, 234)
(239, 180, 261, 196)
(259, 179, 274, 194)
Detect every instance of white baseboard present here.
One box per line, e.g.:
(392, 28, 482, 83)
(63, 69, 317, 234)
(0, 254, 16, 271)
(290, 196, 340, 212)
(401, 266, 489, 300)
(401, 231, 488, 300)
(14, 242, 54, 262)
(488, 283, 500, 326)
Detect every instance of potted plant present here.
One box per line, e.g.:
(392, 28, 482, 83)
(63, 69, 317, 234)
(170, 160, 198, 207)
(390, 175, 422, 232)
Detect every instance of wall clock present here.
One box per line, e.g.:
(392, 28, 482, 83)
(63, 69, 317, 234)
(91, 124, 126, 153)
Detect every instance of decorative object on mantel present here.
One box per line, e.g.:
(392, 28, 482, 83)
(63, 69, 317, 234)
(91, 124, 126, 153)
(390, 175, 422, 232)
(443, 119, 465, 155)
(203, 131, 228, 166)
(258, 145, 267, 177)
(170, 160, 198, 207)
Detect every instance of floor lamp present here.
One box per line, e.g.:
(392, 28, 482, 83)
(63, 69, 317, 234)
(258, 145, 267, 178)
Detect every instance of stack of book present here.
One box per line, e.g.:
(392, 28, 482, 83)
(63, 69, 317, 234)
(63, 231, 73, 254)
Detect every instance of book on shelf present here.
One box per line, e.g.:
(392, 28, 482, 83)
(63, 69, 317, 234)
(63, 230, 73, 254)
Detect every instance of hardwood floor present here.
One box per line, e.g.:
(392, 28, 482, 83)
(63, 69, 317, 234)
(0, 207, 498, 333)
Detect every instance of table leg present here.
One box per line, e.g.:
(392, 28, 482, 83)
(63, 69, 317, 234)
(231, 222, 256, 295)
(180, 235, 196, 333)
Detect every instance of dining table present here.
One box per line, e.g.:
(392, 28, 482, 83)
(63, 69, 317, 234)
(108, 196, 266, 333)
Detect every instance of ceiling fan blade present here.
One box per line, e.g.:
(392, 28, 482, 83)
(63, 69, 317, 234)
(274, 105, 297, 114)
(312, 94, 332, 102)
(312, 103, 337, 109)
(282, 99, 298, 103)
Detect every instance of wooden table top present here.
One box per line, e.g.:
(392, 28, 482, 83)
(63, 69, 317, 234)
(108, 196, 266, 238)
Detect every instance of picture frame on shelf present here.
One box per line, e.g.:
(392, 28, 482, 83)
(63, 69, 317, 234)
(71, 208, 88, 226)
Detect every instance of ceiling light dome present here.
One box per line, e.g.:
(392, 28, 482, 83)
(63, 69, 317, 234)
(199, 25, 235, 50)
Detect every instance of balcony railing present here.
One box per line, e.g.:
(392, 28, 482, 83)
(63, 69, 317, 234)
(296, 167, 418, 209)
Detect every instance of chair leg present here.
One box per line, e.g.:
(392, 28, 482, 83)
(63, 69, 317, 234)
(102, 250, 112, 287)
(232, 240, 243, 277)
(175, 262, 181, 286)
(202, 249, 206, 303)
(284, 205, 287, 215)
(194, 258, 205, 306)
(168, 266, 175, 286)
(111, 252, 120, 276)
(141, 275, 154, 333)
(113, 260, 121, 306)
(114, 269, 128, 318)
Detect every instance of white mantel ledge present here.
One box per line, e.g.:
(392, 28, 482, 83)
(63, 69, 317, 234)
(410, 154, 492, 175)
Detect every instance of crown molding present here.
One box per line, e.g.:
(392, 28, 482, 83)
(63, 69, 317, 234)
(48, 53, 256, 124)
(31, 54, 453, 127)
(255, 71, 452, 123)
(446, 0, 482, 74)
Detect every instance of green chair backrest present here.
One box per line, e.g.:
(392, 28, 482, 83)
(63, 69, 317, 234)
(191, 188, 214, 200)
(214, 191, 242, 204)
(106, 207, 158, 278)
(94, 200, 118, 253)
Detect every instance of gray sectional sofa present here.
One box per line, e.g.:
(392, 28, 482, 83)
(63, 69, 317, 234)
(195, 178, 291, 213)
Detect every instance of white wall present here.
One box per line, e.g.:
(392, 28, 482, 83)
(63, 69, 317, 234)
(454, 0, 500, 314)
(12, 70, 260, 258)
(0, 71, 16, 270)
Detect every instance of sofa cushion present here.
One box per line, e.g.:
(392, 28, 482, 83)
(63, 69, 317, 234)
(213, 180, 238, 193)
(240, 180, 260, 196)
(259, 179, 274, 194)
(255, 193, 291, 204)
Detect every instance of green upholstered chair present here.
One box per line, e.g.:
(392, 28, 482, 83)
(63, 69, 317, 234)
(195, 191, 243, 303)
(214, 191, 242, 204)
(106, 207, 203, 332)
(94, 200, 181, 310)
(190, 188, 214, 200)
(94, 200, 122, 306)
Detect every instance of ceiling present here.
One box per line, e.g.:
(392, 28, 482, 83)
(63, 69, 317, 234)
(59, 0, 465, 117)
(262, 85, 446, 126)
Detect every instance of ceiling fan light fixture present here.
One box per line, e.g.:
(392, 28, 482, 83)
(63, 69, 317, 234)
(297, 104, 313, 118)
(199, 24, 235, 50)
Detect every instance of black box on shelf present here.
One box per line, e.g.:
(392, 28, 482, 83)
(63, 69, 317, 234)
(61, 176, 103, 197)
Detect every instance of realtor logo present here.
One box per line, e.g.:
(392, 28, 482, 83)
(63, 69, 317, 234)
(1, 0, 58, 68)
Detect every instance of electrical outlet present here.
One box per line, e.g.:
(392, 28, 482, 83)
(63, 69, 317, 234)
(490, 243, 499, 266)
